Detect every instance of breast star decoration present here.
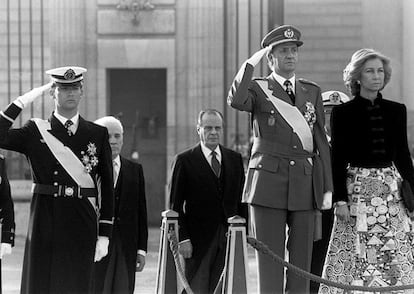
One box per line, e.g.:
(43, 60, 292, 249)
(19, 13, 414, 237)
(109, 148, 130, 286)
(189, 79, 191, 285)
(81, 142, 99, 173)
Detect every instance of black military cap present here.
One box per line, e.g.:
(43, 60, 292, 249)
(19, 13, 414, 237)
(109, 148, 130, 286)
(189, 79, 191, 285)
(261, 25, 303, 48)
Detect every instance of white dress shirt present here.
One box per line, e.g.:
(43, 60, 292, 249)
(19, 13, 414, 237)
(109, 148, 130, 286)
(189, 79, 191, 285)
(200, 143, 221, 167)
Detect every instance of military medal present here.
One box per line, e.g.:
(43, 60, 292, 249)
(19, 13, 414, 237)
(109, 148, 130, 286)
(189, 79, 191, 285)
(268, 115, 275, 126)
(268, 109, 276, 126)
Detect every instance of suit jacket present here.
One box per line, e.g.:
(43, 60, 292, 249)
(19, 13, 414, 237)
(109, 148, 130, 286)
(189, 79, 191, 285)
(169, 143, 246, 276)
(95, 156, 148, 293)
(0, 156, 15, 245)
(0, 103, 114, 294)
(228, 62, 332, 210)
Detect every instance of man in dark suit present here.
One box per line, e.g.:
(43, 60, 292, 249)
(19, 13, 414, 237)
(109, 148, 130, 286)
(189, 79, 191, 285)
(169, 109, 246, 294)
(0, 67, 114, 293)
(227, 25, 333, 293)
(0, 155, 15, 258)
(94, 116, 148, 294)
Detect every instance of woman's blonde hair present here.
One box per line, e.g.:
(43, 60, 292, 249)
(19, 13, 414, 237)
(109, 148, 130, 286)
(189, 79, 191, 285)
(343, 48, 392, 96)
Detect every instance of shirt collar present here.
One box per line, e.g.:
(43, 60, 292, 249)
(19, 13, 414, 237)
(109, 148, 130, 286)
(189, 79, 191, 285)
(200, 143, 221, 162)
(272, 72, 296, 93)
(54, 111, 80, 128)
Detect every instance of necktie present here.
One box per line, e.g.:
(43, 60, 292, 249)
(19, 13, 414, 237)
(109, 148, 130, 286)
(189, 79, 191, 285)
(113, 160, 118, 187)
(211, 151, 221, 178)
(283, 80, 296, 105)
(64, 120, 74, 136)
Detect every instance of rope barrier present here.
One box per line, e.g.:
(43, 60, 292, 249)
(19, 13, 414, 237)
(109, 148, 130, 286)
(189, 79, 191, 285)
(167, 229, 194, 294)
(247, 236, 414, 293)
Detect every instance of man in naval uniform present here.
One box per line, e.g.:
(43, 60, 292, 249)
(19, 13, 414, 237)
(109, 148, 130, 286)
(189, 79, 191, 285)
(227, 25, 333, 293)
(310, 90, 350, 293)
(0, 155, 15, 258)
(0, 66, 114, 294)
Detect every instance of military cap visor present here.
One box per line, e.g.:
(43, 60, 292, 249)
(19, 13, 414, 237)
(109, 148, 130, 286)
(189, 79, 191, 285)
(322, 91, 350, 106)
(46, 66, 87, 85)
(261, 25, 303, 48)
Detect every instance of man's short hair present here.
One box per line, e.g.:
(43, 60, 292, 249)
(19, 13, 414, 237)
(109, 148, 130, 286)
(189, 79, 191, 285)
(197, 109, 224, 127)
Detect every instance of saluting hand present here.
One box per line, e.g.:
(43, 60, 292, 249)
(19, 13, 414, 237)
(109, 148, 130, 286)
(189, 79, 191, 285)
(178, 240, 193, 259)
(15, 82, 53, 108)
(246, 46, 271, 67)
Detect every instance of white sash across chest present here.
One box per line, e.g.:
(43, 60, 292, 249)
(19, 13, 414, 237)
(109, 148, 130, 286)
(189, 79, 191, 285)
(256, 80, 313, 153)
(32, 118, 95, 188)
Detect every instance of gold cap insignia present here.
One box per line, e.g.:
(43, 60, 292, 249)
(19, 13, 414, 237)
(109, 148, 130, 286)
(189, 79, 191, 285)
(64, 69, 76, 80)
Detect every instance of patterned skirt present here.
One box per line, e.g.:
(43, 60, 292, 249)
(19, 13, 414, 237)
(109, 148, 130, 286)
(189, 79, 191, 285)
(319, 166, 414, 294)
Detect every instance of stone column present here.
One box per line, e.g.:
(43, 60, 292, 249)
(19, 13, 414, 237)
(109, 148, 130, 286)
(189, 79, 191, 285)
(403, 0, 414, 110)
(175, 0, 224, 151)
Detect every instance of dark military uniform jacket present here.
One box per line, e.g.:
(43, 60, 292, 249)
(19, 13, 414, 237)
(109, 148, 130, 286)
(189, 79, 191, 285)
(228, 62, 332, 210)
(0, 155, 15, 245)
(0, 103, 114, 294)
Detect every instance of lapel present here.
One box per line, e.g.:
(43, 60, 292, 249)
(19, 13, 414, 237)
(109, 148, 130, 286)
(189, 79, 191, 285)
(116, 157, 127, 212)
(266, 75, 292, 105)
(74, 116, 90, 140)
(48, 113, 68, 142)
(219, 146, 232, 191)
(114, 157, 122, 190)
(295, 79, 309, 110)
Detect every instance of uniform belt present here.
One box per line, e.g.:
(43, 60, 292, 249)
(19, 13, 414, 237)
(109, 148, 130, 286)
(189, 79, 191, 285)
(252, 138, 314, 159)
(32, 183, 97, 199)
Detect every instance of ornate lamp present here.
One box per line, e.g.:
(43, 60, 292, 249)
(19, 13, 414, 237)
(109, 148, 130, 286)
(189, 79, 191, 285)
(116, 0, 155, 25)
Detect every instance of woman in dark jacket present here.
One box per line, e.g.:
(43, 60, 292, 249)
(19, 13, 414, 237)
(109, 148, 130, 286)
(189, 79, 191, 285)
(319, 48, 414, 293)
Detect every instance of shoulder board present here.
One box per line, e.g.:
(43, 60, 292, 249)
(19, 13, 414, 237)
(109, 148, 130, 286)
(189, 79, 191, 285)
(31, 118, 48, 123)
(253, 77, 267, 81)
(298, 78, 320, 88)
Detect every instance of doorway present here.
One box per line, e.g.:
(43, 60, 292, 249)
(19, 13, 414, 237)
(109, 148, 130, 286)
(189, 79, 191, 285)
(108, 68, 167, 225)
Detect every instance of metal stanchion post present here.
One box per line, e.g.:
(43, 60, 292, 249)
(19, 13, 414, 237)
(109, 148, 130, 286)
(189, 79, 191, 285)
(221, 215, 248, 294)
(155, 210, 179, 294)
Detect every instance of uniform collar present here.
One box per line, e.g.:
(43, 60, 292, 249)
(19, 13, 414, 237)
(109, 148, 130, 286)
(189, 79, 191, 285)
(272, 72, 296, 93)
(53, 111, 80, 129)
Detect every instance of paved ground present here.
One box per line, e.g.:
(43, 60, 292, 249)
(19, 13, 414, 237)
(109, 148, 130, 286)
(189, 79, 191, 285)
(3, 227, 259, 293)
